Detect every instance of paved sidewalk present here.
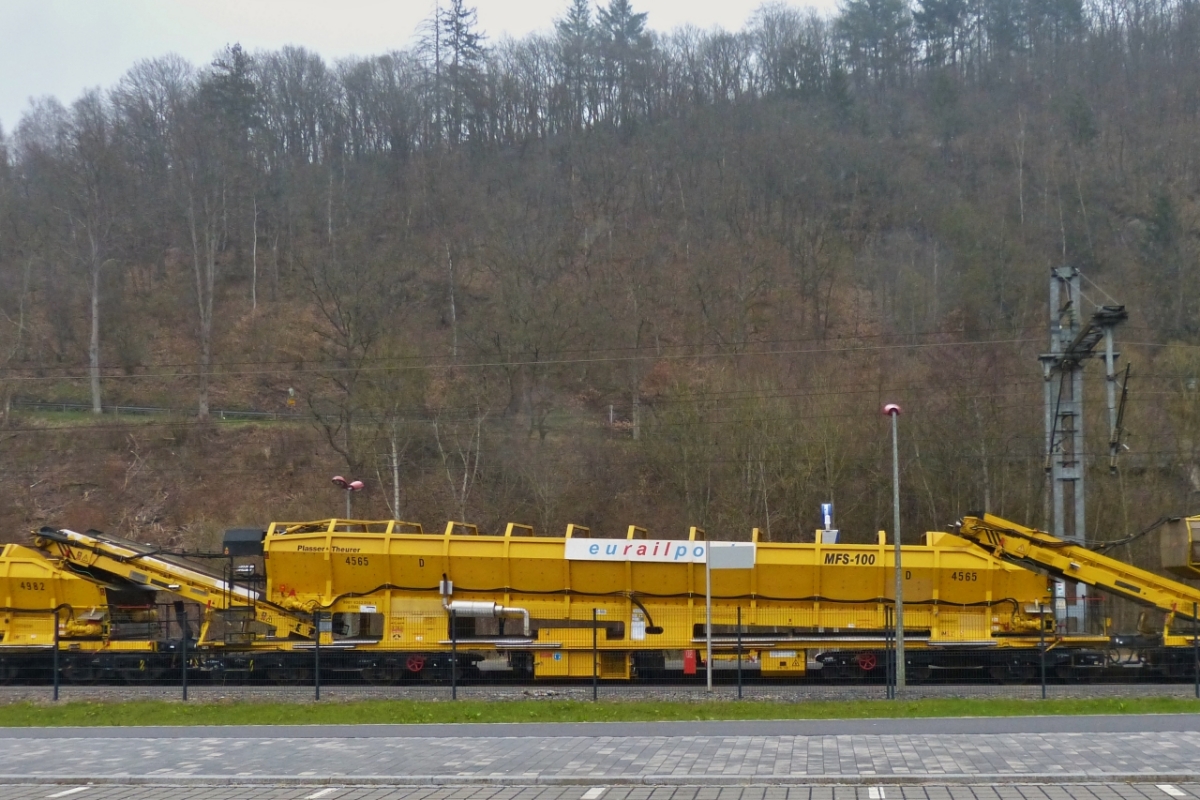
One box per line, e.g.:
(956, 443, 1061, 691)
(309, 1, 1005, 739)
(2, 717, 1200, 785)
(2, 786, 1200, 800)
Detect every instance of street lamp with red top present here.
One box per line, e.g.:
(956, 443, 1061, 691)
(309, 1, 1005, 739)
(332, 475, 364, 519)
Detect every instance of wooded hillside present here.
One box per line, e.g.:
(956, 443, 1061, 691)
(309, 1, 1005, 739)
(0, 0, 1198, 558)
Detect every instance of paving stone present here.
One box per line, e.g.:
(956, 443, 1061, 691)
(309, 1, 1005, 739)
(10, 730, 1200, 781)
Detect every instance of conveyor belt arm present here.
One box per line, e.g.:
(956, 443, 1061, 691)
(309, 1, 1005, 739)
(958, 514, 1200, 623)
(33, 527, 315, 639)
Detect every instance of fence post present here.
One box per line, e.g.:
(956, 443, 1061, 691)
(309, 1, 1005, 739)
(736, 606, 743, 700)
(1193, 602, 1198, 700)
(314, 611, 322, 701)
(451, 609, 458, 701)
(885, 605, 894, 700)
(181, 608, 188, 702)
(592, 608, 599, 702)
(1039, 603, 1047, 700)
(52, 608, 60, 702)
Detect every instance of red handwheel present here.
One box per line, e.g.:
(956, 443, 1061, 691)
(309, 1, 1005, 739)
(406, 655, 426, 673)
(856, 652, 877, 671)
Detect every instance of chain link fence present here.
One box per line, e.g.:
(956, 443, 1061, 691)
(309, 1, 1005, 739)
(3, 602, 1199, 704)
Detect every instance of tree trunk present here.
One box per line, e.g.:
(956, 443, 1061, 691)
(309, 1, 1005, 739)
(446, 244, 458, 361)
(391, 430, 401, 519)
(632, 391, 641, 441)
(188, 192, 217, 419)
(251, 195, 258, 311)
(974, 399, 991, 514)
(198, 309, 212, 418)
(88, 233, 102, 415)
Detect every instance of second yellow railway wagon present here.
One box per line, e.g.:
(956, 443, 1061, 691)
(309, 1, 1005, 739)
(248, 519, 1095, 683)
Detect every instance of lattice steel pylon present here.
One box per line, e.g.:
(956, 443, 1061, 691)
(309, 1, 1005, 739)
(1040, 267, 1128, 632)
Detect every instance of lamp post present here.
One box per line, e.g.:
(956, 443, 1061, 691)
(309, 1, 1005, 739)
(883, 403, 905, 693)
(332, 475, 364, 518)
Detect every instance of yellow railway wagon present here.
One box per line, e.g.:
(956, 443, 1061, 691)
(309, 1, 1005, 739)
(1, 543, 109, 646)
(0, 543, 163, 683)
(251, 520, 1085, 682)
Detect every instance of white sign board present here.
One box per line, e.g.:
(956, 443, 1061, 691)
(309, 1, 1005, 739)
(707, 542, 756, 569)
(565, 539, 707, 562)
(564, 539, 755, 565)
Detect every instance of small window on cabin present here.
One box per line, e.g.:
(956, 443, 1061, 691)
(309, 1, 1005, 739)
(331, 612, 383, 641)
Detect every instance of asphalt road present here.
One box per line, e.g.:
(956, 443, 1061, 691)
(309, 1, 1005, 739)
(3, 714, 1200, 739)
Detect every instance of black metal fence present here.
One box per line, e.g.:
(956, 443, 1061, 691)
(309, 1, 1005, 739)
(3, 602, 1199, 704)
(12, 398, 303, 422)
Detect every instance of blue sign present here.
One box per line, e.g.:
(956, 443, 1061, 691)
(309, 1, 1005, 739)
(821, 503, 833, 530)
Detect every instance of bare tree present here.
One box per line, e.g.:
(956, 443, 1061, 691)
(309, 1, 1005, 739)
(430, 369, 490, 522)
(66, 90, 123, 414)
(171, 45, 260, 417)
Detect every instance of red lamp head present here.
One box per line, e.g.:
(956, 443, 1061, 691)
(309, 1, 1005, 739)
(332, 475, 348, 488)
(883, 403, 902, 416)
(348, 480, 364, 492)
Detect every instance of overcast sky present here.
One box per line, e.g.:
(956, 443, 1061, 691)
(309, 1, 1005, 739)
(0, 0, 838, 137)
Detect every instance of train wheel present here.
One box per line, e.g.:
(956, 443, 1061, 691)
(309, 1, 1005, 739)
(1012, 664, 1036, 683)
(0, 660, 20, 685)
(1170, 662, 1195, 681)
(362, 664, 402, 686)
(62, 662, 99, 685)
(120, 668, 164, 684)
(405, 655, 427, 677)
(1054, 664, 1081, 682)
(910, 664, 933, 684)
(428, 662, 462, 684)
(267, 666, 313, 685)
(120, 661, 163, 684)
(856, 652, 877, 673)
(821, 664, 849, 680)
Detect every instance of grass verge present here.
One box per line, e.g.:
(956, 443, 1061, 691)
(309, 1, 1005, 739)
(1, 696, 1198, 727)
